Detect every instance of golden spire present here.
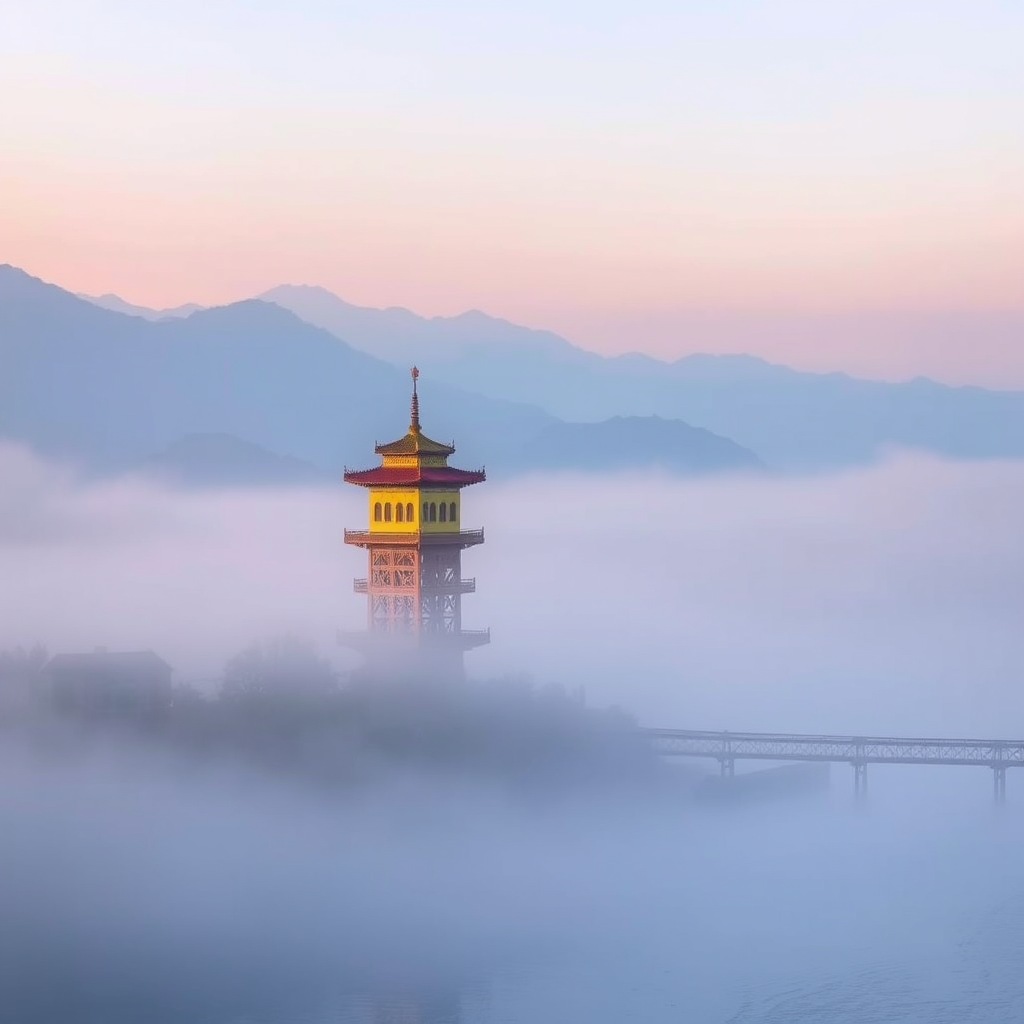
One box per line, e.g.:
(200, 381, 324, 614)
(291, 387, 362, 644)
(409, 366, 420, 433)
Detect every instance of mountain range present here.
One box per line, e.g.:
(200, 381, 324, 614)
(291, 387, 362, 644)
(141, 434, 329, 488)
(82, 278, 1024, 473)
(255, 285, 1024, 471)
(1, 266, 759, 482)
(77, 292, 203, 321)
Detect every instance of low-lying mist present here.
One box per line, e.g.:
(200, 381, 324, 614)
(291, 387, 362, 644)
(2, 721, 1022, 1024)
(3, 442, 1024, 1022)
(3, 441, 1024, 733)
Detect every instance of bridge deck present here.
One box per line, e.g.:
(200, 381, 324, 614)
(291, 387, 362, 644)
(644, 729, 1024, 768)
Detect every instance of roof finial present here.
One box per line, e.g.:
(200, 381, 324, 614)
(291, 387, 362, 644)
(410, 366, 420, 432)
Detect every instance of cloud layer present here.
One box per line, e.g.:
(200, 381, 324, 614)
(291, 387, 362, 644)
(3, 442, 1024, 1021)
(4, 443, 1024, 735)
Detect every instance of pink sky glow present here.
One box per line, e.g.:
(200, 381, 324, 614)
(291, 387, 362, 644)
(2, 1, 1022, 385)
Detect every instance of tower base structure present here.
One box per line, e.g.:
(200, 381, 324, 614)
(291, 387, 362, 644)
(337, 626, 490, 681)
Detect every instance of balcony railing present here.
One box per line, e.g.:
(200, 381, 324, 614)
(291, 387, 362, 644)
(344, 529, 485, 547)
(457, 628, 491, 648)
(433, 577, 476, 594)
(353, 577, 477, 594)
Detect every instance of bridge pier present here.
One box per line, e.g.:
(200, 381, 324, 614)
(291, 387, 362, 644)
(853, 762, 868, 800)
(719, 758, 735, 778)
(994, 766, 1007, 805)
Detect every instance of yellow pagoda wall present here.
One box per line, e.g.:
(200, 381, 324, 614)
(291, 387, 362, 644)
(367, 489, 462, 533)
(420, 490, 460, 533)
(368, 488, 420, 533)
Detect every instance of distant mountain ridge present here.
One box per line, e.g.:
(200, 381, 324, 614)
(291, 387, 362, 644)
(79, 292, 203, 321)
(521, 416, 762, 474)
(45, 269, 1024, 473)
(259, 284, 583, 364)
(140, 434, 328, 487)
(253, 284, 1024, 470)
(1, 266, 758, 481)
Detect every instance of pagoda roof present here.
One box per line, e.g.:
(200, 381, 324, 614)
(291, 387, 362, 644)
(375, 429, 455, 457)
(371, 366, 456, 456)
(344, 465, 485, 488)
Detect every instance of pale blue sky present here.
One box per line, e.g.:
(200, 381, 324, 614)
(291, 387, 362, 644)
(2, 1, 1022, 376)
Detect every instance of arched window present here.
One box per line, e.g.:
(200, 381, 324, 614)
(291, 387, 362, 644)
(373, 502, 382, 522)
(384, 502, 392, 522)
(406, 502, 414, 522)
(395, 503, 404, 522)
(439, 502, 447, 522)
(429, 502, 437, 522)
(423, 502, 429, 522)
(449, 501, 457, 523)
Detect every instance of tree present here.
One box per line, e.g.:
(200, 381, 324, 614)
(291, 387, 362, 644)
(220, 635, 338, 702)
(0, 643, 48, 715)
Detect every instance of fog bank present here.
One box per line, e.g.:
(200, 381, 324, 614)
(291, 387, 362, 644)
(3, 442, 1024, 1022)
(3, 442, 1023, 735)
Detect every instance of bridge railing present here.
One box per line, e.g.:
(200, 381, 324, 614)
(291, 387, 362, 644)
(643, 728, 1024, 768)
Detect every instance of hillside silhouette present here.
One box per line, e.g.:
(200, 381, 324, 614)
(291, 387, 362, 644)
(260, 283, 1024, 470)
(1, 266, 757, 480)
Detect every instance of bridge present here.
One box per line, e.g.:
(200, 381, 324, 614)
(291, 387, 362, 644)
(644, 729, 1024, 802)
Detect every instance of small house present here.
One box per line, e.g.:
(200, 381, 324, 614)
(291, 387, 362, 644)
(45, 648, 173, 719)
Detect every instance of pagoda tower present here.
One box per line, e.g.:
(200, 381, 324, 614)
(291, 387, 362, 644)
(340, 368, 489, 674)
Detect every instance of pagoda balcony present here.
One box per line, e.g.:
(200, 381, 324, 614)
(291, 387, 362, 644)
(427, 577, 477, 594)
(353, 577, 477, 594)
(344, 528, 485, 549)
(456, 628, 491, 649)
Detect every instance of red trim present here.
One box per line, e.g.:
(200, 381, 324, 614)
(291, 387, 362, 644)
(343, 466, 486, 487)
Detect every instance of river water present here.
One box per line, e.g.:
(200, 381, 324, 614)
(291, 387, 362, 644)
(3, 741, 1022, 1024)
(192, 767, 1023, 1024)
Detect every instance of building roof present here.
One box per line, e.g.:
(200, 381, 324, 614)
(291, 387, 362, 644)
(373, 366, 456, 456)
(374, 429, 455, 457)
(343, 465, 486, 488)
(342, 368, 487, 484)
(46, 650, 172, 675)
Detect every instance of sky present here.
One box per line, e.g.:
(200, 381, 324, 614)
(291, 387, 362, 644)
(2, 1, 1023, 379)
